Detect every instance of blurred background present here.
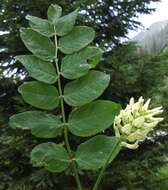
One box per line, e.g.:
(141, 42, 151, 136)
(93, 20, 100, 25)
(0, 0, 168, 189)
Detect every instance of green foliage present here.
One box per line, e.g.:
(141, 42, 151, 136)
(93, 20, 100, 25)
(101, 42, 168, 142)
(61, 46, 102, 79)
(64, 71, 110, 106)
(0, 0, 167, 189)
(18, 82, 59, 110)
(69, 100, 120, 137)
(101, 140, 168, 190)
(76, 135, 121, 170)
(31, 142, 70, 173)
(54, 8, 79, 36)
(102, 42, 168, 103)
(61, 52, 92, 80)
(20, 28, 55, 61)
(26, 15, 54, 37)
(9, 111, 62, 138)
(2, 27, 168, 190)
(59, 26, 95, 54)
(47, 4, 62, 24)
(0, 0, 160, 77)
(9, 5, 121, 190)
(16, 55, 57, 84)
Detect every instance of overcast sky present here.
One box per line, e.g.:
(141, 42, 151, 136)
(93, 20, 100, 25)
(128, 0, 168, 38)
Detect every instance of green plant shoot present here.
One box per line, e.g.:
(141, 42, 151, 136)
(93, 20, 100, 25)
(9, 4, 163, 190)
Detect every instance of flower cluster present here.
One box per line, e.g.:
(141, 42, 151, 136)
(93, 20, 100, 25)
(114, 97, 164, 149)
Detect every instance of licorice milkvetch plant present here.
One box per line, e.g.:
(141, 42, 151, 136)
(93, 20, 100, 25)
(9, 4, 163, 190)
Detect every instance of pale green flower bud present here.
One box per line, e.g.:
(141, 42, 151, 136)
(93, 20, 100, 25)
(132, 116, 145, 128)
(114, 97, 164, 149)
(121, 124, 132, 135)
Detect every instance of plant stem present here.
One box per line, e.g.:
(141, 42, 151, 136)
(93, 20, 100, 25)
(92, 139, 121, 190)
(54, 27, 83, 190)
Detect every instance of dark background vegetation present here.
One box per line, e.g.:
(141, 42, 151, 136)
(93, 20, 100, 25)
(0, 0, 168, 189)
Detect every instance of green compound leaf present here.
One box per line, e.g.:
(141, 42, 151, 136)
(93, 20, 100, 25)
(9, 111, 62, 138)
(26, 15, 54, 37)
(68, 100, 121, 137)
(76, 135, 121, 170)
(55, 8, 78, 36)
(31, 142, 70, 172)
(47, 4, 62, 24)
(59, 26, 95, 54)
(61, 46, 102, 79)
(20, 28, 55, 61)
(18, 81, 59, 110)
(64, 70, 110, 106)
(16, 55, 57, 84)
